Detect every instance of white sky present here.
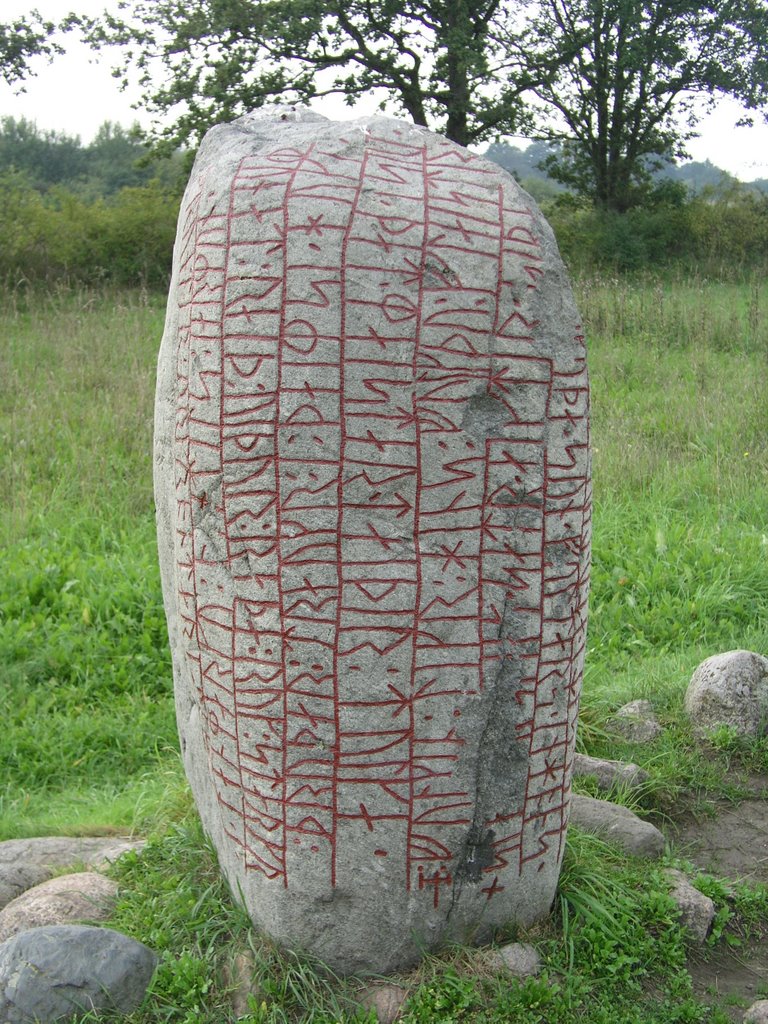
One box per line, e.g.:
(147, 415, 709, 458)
(2, 0, 768, 180)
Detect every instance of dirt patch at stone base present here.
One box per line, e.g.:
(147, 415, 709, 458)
(687, 945, 768, 1022)
(672, 776, 768, 884)
(670, 775, 768, 1021)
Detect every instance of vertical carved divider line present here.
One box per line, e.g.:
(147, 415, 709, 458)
(404, 141, 429, 893)
(223, 158, 249, 864)
(277, 145, 316, 888)
(334, 146, 370, 888)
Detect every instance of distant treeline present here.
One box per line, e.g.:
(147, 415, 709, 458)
(0, 118, 184, 288)
(485, 140, 768, 198)
(0, 116, 187, 195)
(0, 118, 766, 285)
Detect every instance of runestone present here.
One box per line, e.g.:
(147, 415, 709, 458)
(154, 111, 591, 974)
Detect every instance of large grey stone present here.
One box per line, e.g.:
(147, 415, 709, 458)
(569, 795, 665, 858)
(0, 925, 156, 1022)
(0, 872, 118, 942)
(0, 837, 142, 911)
(155, 109, 591, 974)
(685, 650, 768, 738)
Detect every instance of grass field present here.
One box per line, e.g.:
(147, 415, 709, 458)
(1, 275, 766, 1021)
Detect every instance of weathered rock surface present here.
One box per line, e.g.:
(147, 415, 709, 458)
(0, 924, 156, 1023)
(359, 983, 409, 1024)
(685, 650, 768, 738)
(569, 795, 665, 858)
(744, 999, 768, 1024)
(662, 869, 715, 942)
(0, 865, 51, 914)
(486, 941, 541, 978)
(572, 752, 649, 791)
(0, 872, 118, 942)
(223, 949, 260, 1018)
(610, 700, 662, 743)
(0, 836, 142, 910)
(155, 109, 591, 974)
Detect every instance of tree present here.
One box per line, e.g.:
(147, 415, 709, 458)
(0, 11, 60, 85)
(71, 0, 555, 150)
(0, 117, 87, 187)
(515, 0, 768, 211)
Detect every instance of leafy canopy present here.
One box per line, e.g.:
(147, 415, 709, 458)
(0, 10, 61, 86)
(70, 0, 553, 150)
(65, 0, 768, 211)
(518, 0, 768, 211)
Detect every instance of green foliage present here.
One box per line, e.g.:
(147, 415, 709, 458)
(547, 184, 768, 274)
(70, 1, 542, 150)
(403, 967, 479, 1022)
(0, 13, 60, 85)
(0, 117, 186, 196)
(0, 525, 175, 796)
(0, 171, 179, 286)
(0, 117, 88, 187)
(557, 832, 686, 990)
(0, 288, 177, 837)
(521, 0, 768, 211)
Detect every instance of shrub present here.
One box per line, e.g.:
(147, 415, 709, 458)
(0, 173, 179, 287)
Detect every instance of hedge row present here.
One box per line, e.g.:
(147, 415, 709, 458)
(1, 171, 766, 287)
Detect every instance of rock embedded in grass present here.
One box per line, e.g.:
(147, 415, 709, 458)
(0, 924, 156, 1023)
(685, 650, 768, 738)
(744, 1000, 768, 1024)
(358, 983, 410, 1024)
(569, 794, 665, 858)
(0, 836, 143, 912)
(155, 107, 591, 974)
(0, 872, 118, 942)
(662, 869, 715, 943)
(609, 700, 662, 743)
(486, 941, 542, 978)
(572, 752, 649, 791)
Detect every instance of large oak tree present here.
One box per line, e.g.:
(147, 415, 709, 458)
(70, 0, 768, 211)
(516, 0, 768, 211)
(71, 0, 554, 150)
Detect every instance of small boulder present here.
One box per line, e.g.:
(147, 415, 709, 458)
(0, 836, 142, 911)
(0, 872, 118, 942)
(569, 795, 665, 858)
(0, 924, 157, 1023)
(358, 983, 409, 1024)
(223, 949, 259, 1018)
(662, 869, 715, 942)
(685, 650, 768, 738)
(609, 700, 662, 743)
(572, 753, 649, 792)
(486, 941, 541, 978)
(0, 865, 52, 913)
(744, 1000, 768, 1024)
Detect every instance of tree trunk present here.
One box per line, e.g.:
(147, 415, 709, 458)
(442, 0, 472, 146)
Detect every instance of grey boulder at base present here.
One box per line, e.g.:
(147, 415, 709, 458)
(0, 925, 157, 1023)
(155, 109, 591, 974)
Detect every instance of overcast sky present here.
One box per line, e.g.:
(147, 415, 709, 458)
(2, 0, 768, 180)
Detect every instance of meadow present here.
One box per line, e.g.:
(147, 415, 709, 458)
(1, 274, 767, 1022)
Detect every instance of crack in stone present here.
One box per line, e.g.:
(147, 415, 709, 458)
(446, 594, 511, 923)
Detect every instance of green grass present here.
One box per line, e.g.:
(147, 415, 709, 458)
(1, 275, 767, 1021)
(0, 286, 180, 836)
